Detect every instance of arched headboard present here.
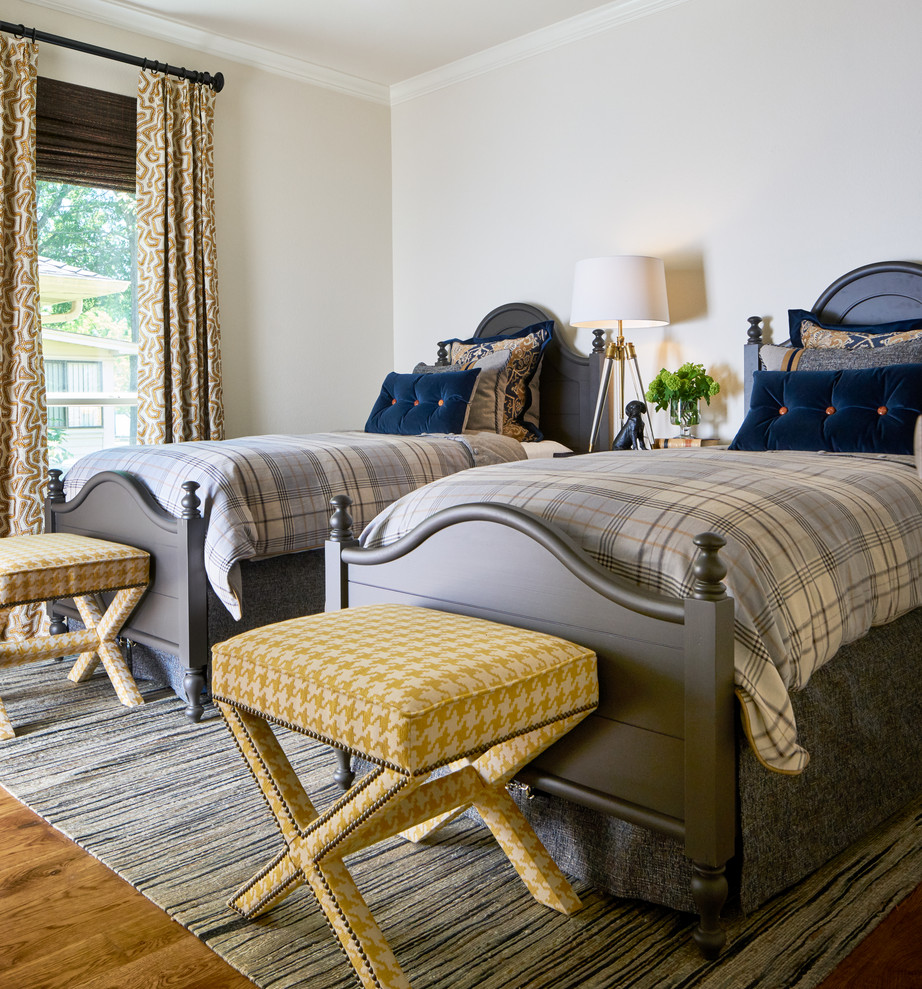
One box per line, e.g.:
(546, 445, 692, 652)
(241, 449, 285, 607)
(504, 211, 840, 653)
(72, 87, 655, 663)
(812, 260, 922, 324)
(743, 260, 922, 409)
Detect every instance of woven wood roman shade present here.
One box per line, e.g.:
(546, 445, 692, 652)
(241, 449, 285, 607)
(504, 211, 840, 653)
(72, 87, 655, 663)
(36, 77, 136, 193)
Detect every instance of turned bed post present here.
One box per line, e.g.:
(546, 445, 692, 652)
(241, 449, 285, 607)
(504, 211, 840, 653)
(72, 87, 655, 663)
(325, 494, 360, 790)
(683, 531, 735, 958)
(743, 315, 764, 411)
(45, 470, 69, 639)
(177, 481, 208, 722)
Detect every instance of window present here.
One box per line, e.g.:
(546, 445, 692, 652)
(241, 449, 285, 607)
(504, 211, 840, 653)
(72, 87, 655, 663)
(36, 78, 137, 469)
(45, 360, 103, 429)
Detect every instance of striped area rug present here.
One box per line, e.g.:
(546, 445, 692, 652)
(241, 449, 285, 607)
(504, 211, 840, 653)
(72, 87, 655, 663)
(2, 660, 921, 989)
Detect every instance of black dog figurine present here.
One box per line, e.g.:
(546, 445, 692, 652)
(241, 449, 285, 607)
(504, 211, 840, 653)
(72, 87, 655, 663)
(611, 400, 648, 451)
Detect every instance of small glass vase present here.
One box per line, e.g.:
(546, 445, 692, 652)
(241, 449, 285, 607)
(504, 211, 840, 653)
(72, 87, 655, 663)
(669, 396, 700, 438)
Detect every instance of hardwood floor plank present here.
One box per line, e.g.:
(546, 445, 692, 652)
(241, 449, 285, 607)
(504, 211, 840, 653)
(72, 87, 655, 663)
(817, 882, 922, 989)
(0, 785, 254, 989)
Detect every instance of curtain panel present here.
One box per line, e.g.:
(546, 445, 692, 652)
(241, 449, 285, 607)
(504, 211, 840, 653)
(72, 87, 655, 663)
(0, 35, 46, 637)
(0, 36, 45, 535)
(136, 68, 223, 445)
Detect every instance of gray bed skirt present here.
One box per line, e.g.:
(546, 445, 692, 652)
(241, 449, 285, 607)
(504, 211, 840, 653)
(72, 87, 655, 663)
(515, 606, 922, 914)
(131, 549, 326, 699)
(128, 555, 922, 917)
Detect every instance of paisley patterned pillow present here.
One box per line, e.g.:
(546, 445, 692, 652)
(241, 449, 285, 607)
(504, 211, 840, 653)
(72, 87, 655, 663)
(788, 308, 922, 348)
(445, 321, 552, 441)
(800, 322, 922, 350)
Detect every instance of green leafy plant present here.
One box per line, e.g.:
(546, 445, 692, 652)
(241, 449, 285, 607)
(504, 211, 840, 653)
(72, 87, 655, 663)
(644, 362, 720, 412)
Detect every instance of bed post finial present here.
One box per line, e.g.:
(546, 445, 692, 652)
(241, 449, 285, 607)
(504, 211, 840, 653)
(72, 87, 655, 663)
(591, 328, 605, 354)
(47, 469, 65, 503)
(180, 481, 202, 519)
(692, 532, 727, 601)
(329, 494, 355, 543)
(746, 316, 763, 346)
(436, 341, 449, 366)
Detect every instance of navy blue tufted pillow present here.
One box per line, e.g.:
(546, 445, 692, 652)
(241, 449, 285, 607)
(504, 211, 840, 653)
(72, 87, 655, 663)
(730, 366, 922, 454)
(788, 309, 922, 348)
(365, 369, 481, 435)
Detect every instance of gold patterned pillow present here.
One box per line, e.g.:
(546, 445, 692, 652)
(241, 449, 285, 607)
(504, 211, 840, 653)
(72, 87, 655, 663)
(800, 321, 922, 350)
(447, 322, 552, 441)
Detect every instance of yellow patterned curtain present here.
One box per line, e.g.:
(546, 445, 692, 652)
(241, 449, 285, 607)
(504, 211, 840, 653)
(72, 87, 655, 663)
(136, 68, 222, 444)
(0, 36, 45, 534)
(0, 35, 45, 637)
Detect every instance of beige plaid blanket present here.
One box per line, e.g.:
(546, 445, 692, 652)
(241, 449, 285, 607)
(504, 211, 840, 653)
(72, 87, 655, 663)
(361, 449, 922, 773)
(62, 431, 524, 619)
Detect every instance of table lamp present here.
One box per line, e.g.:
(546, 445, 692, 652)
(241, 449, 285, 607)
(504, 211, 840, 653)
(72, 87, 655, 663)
(570, 255, 670, 451)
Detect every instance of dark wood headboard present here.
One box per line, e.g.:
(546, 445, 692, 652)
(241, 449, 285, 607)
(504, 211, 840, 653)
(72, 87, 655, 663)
(743, 260, 922, 409)
(439, 302, 598, 454)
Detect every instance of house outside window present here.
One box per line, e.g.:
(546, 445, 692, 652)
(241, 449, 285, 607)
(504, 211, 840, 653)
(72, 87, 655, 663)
(36, 78, 137, 470)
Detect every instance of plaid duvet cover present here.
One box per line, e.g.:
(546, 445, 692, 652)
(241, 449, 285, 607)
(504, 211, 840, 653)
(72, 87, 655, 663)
(62, 431, 524, 620)
(360, 449, 922, 773)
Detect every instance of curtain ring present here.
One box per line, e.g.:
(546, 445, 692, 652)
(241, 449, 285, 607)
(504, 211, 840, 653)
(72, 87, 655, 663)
(30, 26, 36, 43)
(14, 23, 25, 38)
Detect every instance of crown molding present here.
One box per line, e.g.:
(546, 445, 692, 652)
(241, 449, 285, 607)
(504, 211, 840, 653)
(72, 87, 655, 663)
(19, 0, 391, 104)
(390, 0, 694, 105)
(20, 0, 692, 107)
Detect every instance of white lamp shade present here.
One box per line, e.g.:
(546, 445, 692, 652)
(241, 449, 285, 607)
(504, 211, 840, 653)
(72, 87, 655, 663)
(570, 255, 670, 329)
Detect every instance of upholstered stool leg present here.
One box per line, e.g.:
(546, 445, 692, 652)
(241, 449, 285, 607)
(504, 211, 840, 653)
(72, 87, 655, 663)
(402, 713, 588, 840)
(306, 856, 411, 989)
(67, 588, 145, 706)
(0, 698, 13, 741)
(219, 702, 321, 916)
(472, 783, 581, 915)
(0, 608, 12, 740)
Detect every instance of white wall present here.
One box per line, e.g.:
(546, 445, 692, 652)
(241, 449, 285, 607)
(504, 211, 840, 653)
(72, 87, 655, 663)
(391, 0, 922, 438)
(11, 0, 393, 437)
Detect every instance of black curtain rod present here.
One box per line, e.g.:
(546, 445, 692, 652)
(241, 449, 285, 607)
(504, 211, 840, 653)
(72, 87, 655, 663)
(0, 20, 224, 92)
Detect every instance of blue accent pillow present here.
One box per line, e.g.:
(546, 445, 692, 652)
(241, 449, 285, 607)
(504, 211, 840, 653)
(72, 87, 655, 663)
(730, 366, 922, 454)
(365, 369, 481, 435)
(788, 309, 922, 348)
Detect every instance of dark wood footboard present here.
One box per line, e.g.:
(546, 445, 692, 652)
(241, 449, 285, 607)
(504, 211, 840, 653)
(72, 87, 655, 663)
(44, 469, 210, 721)
(325, 495, 737, 956)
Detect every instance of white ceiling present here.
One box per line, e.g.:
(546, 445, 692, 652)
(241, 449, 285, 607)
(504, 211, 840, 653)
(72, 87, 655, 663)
(120, 0, 617, 85)
(25, 0, 683, 102)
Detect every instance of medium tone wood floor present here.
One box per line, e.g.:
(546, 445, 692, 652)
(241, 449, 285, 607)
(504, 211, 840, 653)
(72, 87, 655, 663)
(0, 785, 254, 988)
(1, 782, 920, 988)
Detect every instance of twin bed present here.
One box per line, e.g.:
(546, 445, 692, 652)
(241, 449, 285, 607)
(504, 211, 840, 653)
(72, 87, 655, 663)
(44, 262, 922, 956)
(45, 302, 595, 718)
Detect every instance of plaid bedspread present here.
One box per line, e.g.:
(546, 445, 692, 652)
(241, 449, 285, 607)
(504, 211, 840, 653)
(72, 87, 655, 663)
(62, 431, 524, 619)
(361, 449, 922, 773)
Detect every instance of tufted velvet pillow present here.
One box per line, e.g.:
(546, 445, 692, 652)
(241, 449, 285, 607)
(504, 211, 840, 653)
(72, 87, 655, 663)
(365, 369, 481, 435)
(788, 309, 922, 349)
(730, 366, 922, 454)
(413, 349, 511, 433)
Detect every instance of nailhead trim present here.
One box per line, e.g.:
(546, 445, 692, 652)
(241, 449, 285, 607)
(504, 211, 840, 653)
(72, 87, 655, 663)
(212, 693, 597, 778)
(0, 581, 148, 609)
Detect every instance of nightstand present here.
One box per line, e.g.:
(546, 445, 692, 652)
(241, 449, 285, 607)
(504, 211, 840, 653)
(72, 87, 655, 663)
(652, 438, 725, 449)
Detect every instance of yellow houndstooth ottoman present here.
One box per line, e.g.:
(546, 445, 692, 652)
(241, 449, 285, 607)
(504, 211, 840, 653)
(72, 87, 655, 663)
(212, 602, 598, 989)
(0, 532, 149, 739)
